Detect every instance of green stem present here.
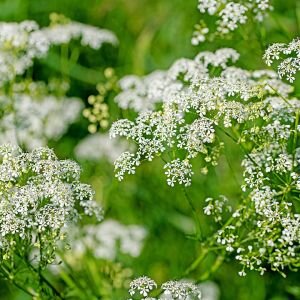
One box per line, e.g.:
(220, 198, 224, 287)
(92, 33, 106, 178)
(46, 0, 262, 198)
(182, 187, 202, 241)
(197, 254, 224, 281)
(296, 1, 300, 35)
(0, 265, 37, 298)
(39, 272, 64, 300)
(16, 252, 64, 299)
(60, 44, 69, 79)
(292, 110, 299, 172)
(184, 247, 209, 276)
(42, 52, 105, 85)
(183, 210, 236, 276)
(266, 84, 293, 108)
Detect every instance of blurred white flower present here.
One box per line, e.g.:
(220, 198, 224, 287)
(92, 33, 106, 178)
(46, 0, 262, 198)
(69, 219, 147, 261)
(0, 21, 49, 85)
(41, 21, 118, 49)
(75, 133, 129, 163)
(197, 281, 220, 300)
(0, 88, 82, 150)
(0, 17, 117, 86)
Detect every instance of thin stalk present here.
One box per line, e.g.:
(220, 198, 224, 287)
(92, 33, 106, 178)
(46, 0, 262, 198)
(38, 233, 43, 288)
(60, 44, 69, 79)
(0, 265, 37, 298)
(266, 84, 293, 108)
(183, 212, 236, 276)
(197, 254, 224, 281)
(57, 252, 89, 298)
(12, 280, 37, 297)
(296, 1, 300, 35)
(39, 272, 64, 300)
(182, 187, 202, 241)
(218, 124, 288, 186)
(69, 47, 80, 65)
(16, 252, 64, 299)
(42, 52, 105, 85)
(270, 13, 292, 40)
(216, 125, 238, 143)
(292, 110, 299, 171)
(184, 247, 209, 276)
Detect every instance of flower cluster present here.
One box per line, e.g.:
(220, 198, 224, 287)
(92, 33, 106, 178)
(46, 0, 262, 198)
(0, 144, 102, 266)
(264, 38, 300, 82)
(160, 280, 202, 300)
(115, 71, 168, 112)
(203, 195, 232, 222)
(110, 48, 291, 186)
(192, 0, 273, 45)
(110, 41, 300, 276)
(203, 94, 300, 276)
(129, 276, 157, 299)
(0, 80, 82, 149)
(128, 277, 202, 300)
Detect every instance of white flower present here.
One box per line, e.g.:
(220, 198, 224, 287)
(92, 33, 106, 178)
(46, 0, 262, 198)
(193, 0, 273, 45)
(114, 152, 140, 181)
(129, 276, 157, 298)
(264, 38, 300, 82)
(161, 280, 202, 299)
(111, 48, 285, 186)
(197, 281, 220, 300)
(164, 159, 194, 187)
(115, 71, 167, 112)
(56, 219, 147, 267)
(0, 144, 102, 263)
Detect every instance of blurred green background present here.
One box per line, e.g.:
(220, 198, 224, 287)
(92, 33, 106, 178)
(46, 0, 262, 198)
(0, 0, 300, 299)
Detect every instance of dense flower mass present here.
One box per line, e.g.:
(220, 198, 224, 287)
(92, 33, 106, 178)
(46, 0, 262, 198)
(160, 280, 202, 299)
(264, 38, 300, 82)
(0, 144, 102, 266)
(110, 48, 292, 187)
(202, 92, 300, 275)
(129, 276, 157, 299)
(110, 43, 300, 276)
(1, 0, 300, 298)
(192, 0, 273, 45)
